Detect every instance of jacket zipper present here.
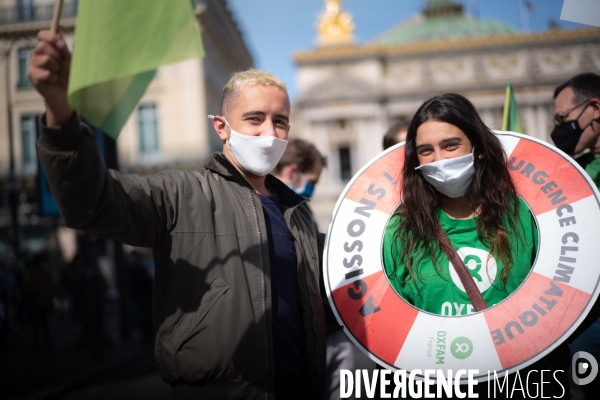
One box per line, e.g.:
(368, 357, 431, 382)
(286, 210, 308, 305)
(251, 191, 270, 400)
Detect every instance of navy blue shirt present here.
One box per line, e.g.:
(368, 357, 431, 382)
(258, 190, 307, 399)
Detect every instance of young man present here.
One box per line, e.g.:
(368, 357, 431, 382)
(272, 138, 326, 199)
(29, 30, 325, 399)
(552, 72, 600, 188)
(273, 140, 355, 400)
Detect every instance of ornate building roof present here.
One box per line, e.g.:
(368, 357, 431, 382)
(315, 0, 356, 47)
(372, 0, 517, 46)
(295, 0, 600, 63)
(294, 27, 600, 63)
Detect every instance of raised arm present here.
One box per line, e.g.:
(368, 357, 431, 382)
(30, 30, 178, 248)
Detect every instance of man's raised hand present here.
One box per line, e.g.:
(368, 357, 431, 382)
(28, 30, 73, 126)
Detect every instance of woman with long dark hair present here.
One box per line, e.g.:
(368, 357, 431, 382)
(382, 93, 567, 398)
(384, 93, 536, 313)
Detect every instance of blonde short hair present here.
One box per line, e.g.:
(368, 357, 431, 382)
(221, 69, 288, 117)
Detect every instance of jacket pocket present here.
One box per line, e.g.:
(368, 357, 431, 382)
(162, 275, 229, 355)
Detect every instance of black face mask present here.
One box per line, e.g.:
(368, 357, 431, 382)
(550, 119, 583, 155)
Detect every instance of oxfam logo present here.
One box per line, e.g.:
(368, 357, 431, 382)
(449, 247, 497, 294)
(451, 337, 474, 359)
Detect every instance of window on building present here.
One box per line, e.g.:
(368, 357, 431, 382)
(17, 48, 32, 88)
(339, 145, 352, 181)
(17, 0, 34, 21)
(21, 115, 38, 174)
(138, 104, 160, 160)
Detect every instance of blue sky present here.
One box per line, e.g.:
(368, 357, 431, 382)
(226, 0, 588, 99)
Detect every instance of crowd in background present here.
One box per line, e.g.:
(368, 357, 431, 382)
(0, 236, 155, 352)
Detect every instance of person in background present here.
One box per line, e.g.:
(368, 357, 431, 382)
(382, 118, 410, 150)
(25, 251, 54, 350)
(273, 140, 352, 400)
(68, 235, 108, 352)
(272, 138, 326, 199)
(551, 72, 600, 188)
(552, 72, 600, 399)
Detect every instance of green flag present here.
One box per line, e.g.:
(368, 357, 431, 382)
(501, 83, 523, 133)
(68, 0, 205, 139)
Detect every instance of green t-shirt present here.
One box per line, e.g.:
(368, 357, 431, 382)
(583, 154, 600, 190)
(382, 199, 555, 399)
(383, 197, 538, 315)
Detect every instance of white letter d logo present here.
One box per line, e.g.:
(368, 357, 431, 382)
(572, 351, 598, 385)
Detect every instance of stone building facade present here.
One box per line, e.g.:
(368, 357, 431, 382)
(293, 0, 600, 231)
(0, 0, 252, 253)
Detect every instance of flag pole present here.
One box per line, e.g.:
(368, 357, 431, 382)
(51, 0, 65, 33)
(502, 84, 509, 131)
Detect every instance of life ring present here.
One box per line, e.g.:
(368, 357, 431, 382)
(324, 131, 600, 381)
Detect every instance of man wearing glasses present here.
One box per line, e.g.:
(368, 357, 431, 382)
(552, 72, 600, 188)
(552, 73, 600, 398)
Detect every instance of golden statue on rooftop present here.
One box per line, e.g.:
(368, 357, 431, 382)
(316, 0, 355, 47)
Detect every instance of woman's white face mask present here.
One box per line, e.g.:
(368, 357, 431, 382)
(209, 116, 288, 177)
(415, 152, 475, 198)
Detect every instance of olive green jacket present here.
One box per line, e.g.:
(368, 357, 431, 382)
(36, 115, 326, 399)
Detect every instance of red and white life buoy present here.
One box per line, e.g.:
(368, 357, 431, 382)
(324, 131, 600, 381)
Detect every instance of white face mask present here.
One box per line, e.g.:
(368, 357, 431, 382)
(415, 152, 475, 198)
(209, 116, 288, 177)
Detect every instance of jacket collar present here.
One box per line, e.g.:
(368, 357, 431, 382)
(203, 152, 307, 209)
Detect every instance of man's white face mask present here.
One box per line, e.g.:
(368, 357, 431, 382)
(209, 116, 288, 177)
(415, 152, 475, 198)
